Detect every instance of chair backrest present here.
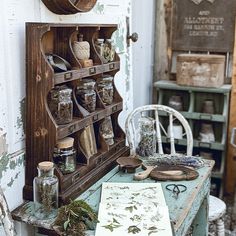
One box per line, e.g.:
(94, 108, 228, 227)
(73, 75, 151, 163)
(125, 104, 193, 156)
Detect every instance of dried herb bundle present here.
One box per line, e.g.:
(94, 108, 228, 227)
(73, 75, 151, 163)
(54, 200, 97, 236)
(38, 183, 55, 213)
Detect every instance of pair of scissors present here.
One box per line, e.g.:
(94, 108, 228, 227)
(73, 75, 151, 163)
(165, 184, 187, 199)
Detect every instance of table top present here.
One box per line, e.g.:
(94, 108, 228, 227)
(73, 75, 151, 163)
(12, 160, 214, 236)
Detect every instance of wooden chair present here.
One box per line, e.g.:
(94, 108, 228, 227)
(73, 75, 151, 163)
(125, 104, 226, 236)
(0, 187, 15, 236)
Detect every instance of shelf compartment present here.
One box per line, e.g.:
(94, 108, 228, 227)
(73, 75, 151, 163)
(157, 89, 190, 112)
(193, 92, 225, 115)
(193, 120, 225, 145)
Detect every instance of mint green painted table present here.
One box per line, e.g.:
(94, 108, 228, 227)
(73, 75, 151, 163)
(12, 160, 214, 236)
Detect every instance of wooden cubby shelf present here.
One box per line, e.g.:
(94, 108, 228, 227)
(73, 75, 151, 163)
(23, 22, 129, 204)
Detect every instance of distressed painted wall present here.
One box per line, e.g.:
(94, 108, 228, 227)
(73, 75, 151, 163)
(132, 0, 156, 108)
(0, 0, 134, 235)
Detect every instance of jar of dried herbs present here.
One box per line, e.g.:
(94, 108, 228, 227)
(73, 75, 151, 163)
(54, 137, 77, 174)
(104, 39, 115, 62)
(97, 75, 114, 105)
(76, 79, 96, 112)
(136, 117, 156, 157)
(95, 38, 105, 60)
(99, 116, 114, 146)
(33, 161, 58, 220)
(48, 86, 73, 125)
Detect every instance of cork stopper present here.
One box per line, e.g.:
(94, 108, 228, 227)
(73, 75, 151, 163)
(57, 137, 74, 149)
(38, 161, 54, 171)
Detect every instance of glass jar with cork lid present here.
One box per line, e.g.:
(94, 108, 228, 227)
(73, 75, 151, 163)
(48, 86, 73, 125)
(97, 75, 114, 105)
(33, 161, 58, 220)
(76, 79, 96, 112)
(53, 137, 77, 174)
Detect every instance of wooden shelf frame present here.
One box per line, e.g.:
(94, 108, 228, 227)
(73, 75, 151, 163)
(23, 22, 128, 204)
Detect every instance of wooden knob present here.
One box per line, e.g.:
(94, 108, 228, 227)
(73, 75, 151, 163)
(128, 32, 138, 43)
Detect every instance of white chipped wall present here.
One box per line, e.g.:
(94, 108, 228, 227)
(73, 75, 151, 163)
(132, 0, 156, 108)
(0, 0, 155, 235)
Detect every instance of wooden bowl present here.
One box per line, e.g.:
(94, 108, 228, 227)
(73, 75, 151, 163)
(116, 156, 142, 173)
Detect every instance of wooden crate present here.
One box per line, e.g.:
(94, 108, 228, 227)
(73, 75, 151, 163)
(176, 54, 225, 88)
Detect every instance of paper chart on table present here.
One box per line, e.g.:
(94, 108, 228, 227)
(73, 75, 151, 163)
(100, 182, 167, 206)
(95, 201, 173, 236)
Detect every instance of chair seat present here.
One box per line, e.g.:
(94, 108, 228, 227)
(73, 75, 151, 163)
(209, 195, 226, 222)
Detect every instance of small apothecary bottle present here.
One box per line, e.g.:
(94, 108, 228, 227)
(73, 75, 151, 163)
(104, 39, 115, 62)
(99, 116, 115, 145)
(48, 86, 73, 125)
(95, 38, 105, 59)
(33, 161, 58, 220)
(136, 117, 156, 157)
(97, 75, 114, 105)
(54, 137, 77, 174)
(76, 79, 96, 112)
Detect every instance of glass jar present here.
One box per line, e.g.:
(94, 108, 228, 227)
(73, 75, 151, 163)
(99, 116, 114, 146)
(97, 75, 114, 105)
(104, 39, 115, 62)
(48, 86, 73, 125)
(95, 38, 105, 60)
(76, 79, 96, 112)
(33, 162, 58, 220)
(54, 137, 77, 174)
(168, 95, 183, 111)
(136, 117, 156, 157)
(198, 123, 215, 143)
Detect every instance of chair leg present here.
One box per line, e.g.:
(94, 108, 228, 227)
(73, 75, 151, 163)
(216, 218, 225, 236)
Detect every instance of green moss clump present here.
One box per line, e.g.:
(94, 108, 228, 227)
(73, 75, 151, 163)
(53, 200, 97, 236)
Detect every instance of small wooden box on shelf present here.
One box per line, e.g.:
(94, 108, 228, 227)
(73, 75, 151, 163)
(23, 22, 129, 204)
(154, 80, 231, 197)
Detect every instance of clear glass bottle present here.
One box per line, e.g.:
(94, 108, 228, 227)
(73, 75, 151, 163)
(99, 116, 114, 146)
(97, 75, 114, 105)
(136, 117, 156, 157)
(54, 137, 77, 174)
(48, 86, 73, 125)
(95, 38, 105, 60)
(76, 79, 96, 112)
(104, 39, 115, 62)
(33, 162, 58, 220)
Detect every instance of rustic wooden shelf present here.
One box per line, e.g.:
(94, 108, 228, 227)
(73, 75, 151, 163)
(23, 22, 128, 204)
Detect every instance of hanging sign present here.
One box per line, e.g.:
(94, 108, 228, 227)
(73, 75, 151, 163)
(172, 0, 236, 52)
